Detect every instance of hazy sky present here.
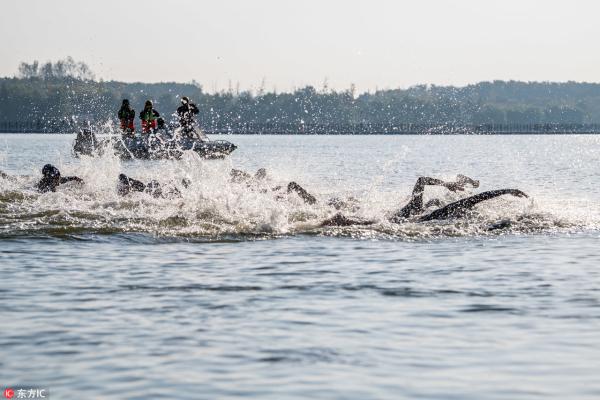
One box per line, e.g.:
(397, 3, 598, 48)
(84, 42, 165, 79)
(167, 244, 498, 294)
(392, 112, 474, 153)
(1, 0, 599, 92)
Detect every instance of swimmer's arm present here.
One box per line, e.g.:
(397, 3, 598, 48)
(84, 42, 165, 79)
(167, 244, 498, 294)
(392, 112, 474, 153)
(417, 177, 446, 186)
(287, 181, 317, 205)
(459, 189, 528, 208)
(418, 189, 528, 222)
(60, 176, 84, 184)
(413, 177, 465, 195)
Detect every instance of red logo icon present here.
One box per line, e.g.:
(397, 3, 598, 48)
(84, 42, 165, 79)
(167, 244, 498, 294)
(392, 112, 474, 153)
(3, 389, 14, 399)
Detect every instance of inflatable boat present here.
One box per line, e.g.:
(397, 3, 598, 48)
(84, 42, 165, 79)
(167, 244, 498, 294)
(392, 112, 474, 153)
(73, 127, 237, 160)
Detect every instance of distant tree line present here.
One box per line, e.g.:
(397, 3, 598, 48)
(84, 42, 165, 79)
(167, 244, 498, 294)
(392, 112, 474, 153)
(2, 58, 600, 131)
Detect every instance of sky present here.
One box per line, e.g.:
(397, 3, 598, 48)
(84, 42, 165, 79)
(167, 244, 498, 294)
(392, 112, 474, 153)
(1, 0, 599, 93)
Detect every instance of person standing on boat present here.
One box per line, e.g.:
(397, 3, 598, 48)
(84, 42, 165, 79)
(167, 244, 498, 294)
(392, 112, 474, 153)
(118, 99, 136, 136)
(140, 100, 160, 133)
(176, 96, 199, 135)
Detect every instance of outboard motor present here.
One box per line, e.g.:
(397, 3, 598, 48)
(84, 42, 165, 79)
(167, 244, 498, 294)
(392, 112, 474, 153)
(73, 128, 98, 156)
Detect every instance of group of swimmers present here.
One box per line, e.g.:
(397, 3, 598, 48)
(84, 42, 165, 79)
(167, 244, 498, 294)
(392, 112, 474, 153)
(118, 97, 199, 136)
(0, 164, 528, 226)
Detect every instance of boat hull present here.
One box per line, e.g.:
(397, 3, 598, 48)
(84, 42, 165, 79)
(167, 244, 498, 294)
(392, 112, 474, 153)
(73, 131, 237, 160)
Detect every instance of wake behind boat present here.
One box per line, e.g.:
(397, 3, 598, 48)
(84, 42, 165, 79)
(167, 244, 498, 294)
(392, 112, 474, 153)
(73, 126, 237, 160)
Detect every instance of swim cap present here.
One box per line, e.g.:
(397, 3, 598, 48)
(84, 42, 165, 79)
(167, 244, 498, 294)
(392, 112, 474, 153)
(42, 164, 60, 178)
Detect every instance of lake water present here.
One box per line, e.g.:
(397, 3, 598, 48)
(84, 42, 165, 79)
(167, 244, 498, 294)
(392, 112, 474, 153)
(1, 134, 600, 399)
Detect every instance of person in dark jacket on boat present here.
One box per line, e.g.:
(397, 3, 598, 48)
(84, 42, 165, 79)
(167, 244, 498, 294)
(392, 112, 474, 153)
(176, 96, 199, 134)
(118, 99, 135, 136)
(140, 100, 160, 133)
(36, 164, 84, 193)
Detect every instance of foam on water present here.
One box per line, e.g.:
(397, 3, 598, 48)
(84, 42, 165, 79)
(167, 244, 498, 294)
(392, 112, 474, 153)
(1, 146, 598, 241)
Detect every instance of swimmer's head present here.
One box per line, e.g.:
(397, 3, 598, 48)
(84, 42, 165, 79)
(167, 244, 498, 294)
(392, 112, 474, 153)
(42, 164, 60, 179)
(41, 164, 61, 188)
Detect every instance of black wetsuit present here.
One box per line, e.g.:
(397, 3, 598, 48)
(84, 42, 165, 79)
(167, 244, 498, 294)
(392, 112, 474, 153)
(117, 174, 155, 196)
(321, 175, 526, 227)
(389, 175, 481, 222)
(286, 182, 317, 205)
(37, 176, 83, 193)
(117, 174, 143, 194)
(390, 177, 449, 221)
(322, 189, 528, 227)
(117, 174, 183, 198)
(417, 189, 527, 221)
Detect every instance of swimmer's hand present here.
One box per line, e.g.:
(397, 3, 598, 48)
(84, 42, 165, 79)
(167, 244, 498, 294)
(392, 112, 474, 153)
(444, 182, 465, 192)
(508, 189, 528, 198)
(457, 174, 480, 188)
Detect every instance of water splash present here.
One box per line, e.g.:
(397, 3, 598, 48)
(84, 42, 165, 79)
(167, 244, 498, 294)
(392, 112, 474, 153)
(1, 149, 598, 241)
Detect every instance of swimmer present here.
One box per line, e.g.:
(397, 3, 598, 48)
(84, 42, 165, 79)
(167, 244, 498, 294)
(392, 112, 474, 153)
(117, 174, 182, 199)
(321, 175, 528, 226)
(229, 168, 316, 204)
(36, 164, 84, 193)
(390, 174, 480, 221)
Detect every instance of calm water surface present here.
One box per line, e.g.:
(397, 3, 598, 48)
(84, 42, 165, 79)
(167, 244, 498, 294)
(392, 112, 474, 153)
(1, 134, 599, 399)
